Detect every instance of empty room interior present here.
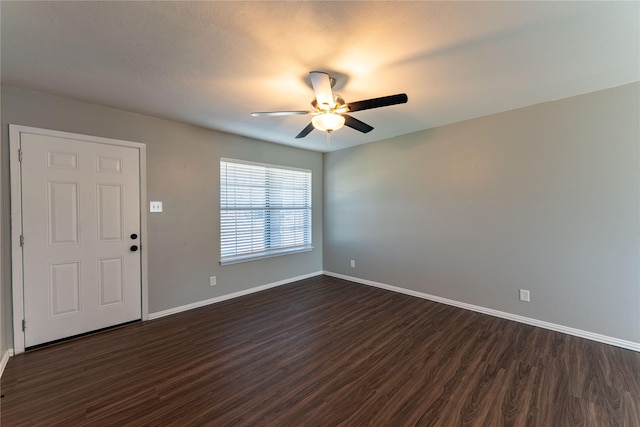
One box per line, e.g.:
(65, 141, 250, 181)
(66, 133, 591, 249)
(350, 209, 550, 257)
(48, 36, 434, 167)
(1, 1, 639, 425)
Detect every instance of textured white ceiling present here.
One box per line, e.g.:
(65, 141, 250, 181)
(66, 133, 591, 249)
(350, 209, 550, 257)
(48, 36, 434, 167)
(2, 1, 639, 152)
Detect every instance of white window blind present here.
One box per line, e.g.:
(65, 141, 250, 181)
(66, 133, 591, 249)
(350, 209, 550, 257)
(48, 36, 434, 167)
(220, 159, 312, 265)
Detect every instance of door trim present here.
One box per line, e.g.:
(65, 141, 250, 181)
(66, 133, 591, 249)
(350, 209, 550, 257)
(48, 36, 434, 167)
(9, 124, 149, 354)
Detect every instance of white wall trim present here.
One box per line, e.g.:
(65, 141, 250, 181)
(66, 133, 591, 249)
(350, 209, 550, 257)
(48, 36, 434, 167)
(9, 125, 25, 355)
(323, 271, 640, 352)
(149, 271, 324, 320)
(0, 349, 14, 378)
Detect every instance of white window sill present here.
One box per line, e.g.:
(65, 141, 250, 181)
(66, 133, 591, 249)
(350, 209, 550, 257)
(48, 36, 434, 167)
(220, 246, 314, 266)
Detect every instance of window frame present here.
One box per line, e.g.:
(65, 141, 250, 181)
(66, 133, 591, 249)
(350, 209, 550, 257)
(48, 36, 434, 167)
(220, 158, 313, 265)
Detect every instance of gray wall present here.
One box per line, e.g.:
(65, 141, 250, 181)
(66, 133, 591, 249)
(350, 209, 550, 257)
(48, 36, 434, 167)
(1, 85, 323, 349)
(324, 82, 640, 343)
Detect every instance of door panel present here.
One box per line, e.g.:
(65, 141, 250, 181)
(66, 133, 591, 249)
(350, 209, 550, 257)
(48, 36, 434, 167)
(21, 132, 142, 347)
(98, 257, 124, 306)
(97, 184, 123, 242)
(49, 262, 80, 315)
(47, 181, 79, 245)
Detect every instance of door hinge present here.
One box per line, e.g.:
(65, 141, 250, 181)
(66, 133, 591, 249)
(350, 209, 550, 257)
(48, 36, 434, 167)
(20, 235, 24, 247)
(18, 149, 23, 162)
(22, 319, 26, 331)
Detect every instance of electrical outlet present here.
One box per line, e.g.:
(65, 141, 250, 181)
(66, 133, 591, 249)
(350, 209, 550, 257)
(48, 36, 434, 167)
(350, 260, 355, 268)
(519, 289, 530, 302)
(210, 276, 217, 286)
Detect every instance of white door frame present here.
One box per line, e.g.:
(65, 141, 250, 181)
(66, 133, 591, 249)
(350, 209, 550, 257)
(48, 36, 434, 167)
(9, 124, 149, 354)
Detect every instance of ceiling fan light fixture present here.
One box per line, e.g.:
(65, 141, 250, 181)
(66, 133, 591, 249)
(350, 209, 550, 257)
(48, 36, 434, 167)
(312, 113, 345, 132)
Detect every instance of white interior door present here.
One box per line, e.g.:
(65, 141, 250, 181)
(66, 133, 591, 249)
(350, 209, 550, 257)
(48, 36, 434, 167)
(18, 130, 142, 348)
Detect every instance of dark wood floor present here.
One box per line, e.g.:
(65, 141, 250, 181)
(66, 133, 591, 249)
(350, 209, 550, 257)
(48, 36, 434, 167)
(2, 275, 639, 426)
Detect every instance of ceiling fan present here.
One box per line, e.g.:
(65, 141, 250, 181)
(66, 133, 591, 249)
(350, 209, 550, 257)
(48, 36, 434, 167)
(251, 71, 408, 142)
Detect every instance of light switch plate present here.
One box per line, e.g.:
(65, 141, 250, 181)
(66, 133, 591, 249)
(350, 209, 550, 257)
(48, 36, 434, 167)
(150, 201, 163, 212)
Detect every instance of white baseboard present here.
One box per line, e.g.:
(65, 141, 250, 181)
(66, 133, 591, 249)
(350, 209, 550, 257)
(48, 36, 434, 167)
(149, 271, 324, 320)
(323, 271, 640, 352)
(0, 349, 14, 378)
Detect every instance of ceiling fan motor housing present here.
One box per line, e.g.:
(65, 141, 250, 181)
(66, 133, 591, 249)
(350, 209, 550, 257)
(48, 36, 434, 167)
(311, 95, 347, 113)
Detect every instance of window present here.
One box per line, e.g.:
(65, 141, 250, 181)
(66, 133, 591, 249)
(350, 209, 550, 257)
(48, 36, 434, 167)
(220, 159, 312, 265)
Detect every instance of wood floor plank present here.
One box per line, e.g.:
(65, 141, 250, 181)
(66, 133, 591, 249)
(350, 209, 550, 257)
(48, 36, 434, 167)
(2, 275, 638, 426)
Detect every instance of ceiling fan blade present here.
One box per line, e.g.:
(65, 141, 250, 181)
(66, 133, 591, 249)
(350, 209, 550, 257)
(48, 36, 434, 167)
(343, 115, 374, 133)
(251, 111, 309, 117)
(295, 122, 315, 139)
(310, 71, 334, 110)
(347, 93, 408, 112)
